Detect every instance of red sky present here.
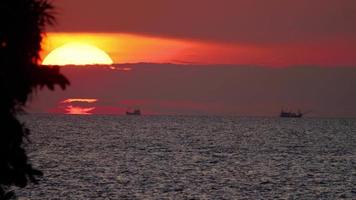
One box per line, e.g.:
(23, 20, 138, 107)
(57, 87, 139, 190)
(54, 0, 356, 43)
(44, 0, 356, 66)
(30, 1, 356, 116)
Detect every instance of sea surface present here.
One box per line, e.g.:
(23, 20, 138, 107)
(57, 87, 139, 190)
(17, 114, 356, 199)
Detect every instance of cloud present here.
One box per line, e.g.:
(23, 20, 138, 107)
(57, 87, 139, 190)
(61, 98, 98, 103)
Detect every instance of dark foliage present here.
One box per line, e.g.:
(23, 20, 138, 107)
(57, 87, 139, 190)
(0, 0, 69, 198)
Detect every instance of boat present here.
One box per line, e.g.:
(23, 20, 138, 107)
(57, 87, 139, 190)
(280, 109, 303, 118)
(126, 109, 141, 116)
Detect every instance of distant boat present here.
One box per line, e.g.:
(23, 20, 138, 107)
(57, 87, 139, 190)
(280, 109, 303, 118)
(126, 109, 141, 116)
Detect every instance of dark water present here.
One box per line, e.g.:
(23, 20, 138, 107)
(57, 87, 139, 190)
(18, 115, 356, 199)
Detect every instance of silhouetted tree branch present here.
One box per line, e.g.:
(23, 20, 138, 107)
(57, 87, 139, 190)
(0, 0, 69, 199)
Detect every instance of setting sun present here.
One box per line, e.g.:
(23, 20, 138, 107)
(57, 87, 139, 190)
(42, 42, 113, 66)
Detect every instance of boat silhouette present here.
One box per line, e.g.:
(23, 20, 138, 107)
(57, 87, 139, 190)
(126, 108, 141, 116)
(280, 109, 303, 118)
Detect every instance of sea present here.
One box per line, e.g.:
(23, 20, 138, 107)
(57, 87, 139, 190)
(17, 114, 356, 199)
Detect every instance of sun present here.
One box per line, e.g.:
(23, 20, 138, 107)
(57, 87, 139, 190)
(42, 42, 113, 66)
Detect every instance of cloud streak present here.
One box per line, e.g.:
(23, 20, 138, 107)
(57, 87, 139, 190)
(61, 98, 98, 103)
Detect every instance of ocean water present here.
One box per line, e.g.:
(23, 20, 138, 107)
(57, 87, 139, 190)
(17, 114, 356, 199)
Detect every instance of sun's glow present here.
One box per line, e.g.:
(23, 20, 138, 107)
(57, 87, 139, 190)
(41, 33, 195, 64)
(65, 105, 96, 115)
(42, 42, 113, 66)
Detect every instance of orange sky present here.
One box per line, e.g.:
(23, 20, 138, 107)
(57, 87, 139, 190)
(42, 32, 356, 67)
(41, 33, 192, 64)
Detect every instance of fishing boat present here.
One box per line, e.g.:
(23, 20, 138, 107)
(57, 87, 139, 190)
(126, 109, 141, 116)
(280, 109, 303, 118)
